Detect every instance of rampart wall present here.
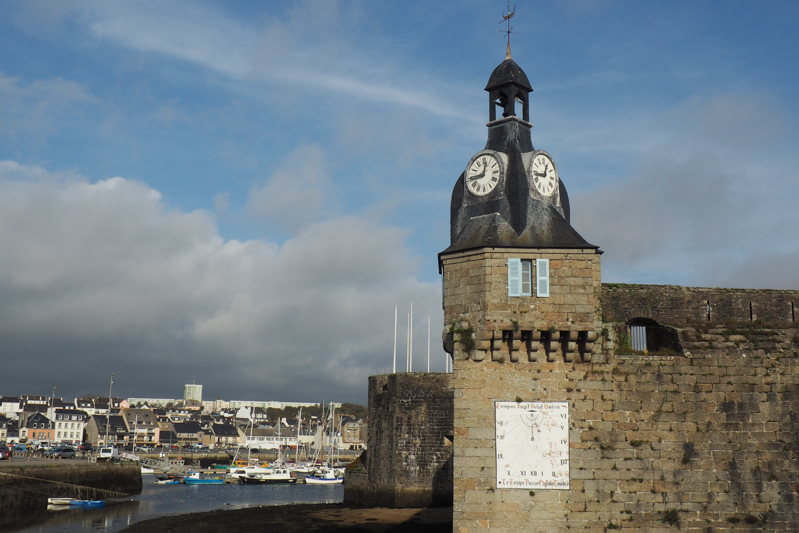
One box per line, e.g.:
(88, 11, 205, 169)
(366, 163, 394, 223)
(602, 284, 798, 326)
(343, 372, 453, 508)
(450, 320, 799, 531)
(351, 284, 799, 531)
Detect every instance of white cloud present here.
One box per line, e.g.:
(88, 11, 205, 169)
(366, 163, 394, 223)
(77, 0, 473, 121)
(571, 92, 799, 289)
(247, 144, 339, 232)
(0, 161, 444, 402)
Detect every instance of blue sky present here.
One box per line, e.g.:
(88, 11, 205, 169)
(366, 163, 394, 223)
(0, 1, 797, 404)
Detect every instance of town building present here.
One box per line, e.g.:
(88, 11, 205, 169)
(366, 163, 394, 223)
(19, 412, 53, 445)
(183, 383, 203, 403)
(120, 408, 160, 447)
(0, 397, 21, 419)
(205, 423, 239, 449)
(172, 421, 203, 446)
(52, 410, 87, 445)
(85, 415, 128, 447)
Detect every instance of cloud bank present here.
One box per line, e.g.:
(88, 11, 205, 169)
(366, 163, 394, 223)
(0, 161, 442, 403)
(572, 91, 799, 289)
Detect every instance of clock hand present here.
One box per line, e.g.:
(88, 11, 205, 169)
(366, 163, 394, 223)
(533, 171, 546, 177)
(468, 168, 487, 181)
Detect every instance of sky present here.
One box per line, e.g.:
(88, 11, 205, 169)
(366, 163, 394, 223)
(0, 1, 797, 405)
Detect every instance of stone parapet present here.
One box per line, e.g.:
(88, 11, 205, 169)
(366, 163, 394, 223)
(602, 283, 799, 325)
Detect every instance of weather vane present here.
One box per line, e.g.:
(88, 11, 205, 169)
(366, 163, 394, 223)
(499, 1, 517, 58)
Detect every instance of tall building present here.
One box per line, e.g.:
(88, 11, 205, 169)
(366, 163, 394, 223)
(183, 383, 202, 403)
(441, 47, 601, 532)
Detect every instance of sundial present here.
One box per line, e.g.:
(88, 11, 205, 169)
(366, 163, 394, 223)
(495, 401, 569, 489)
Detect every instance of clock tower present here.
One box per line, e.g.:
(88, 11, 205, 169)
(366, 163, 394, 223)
(440, 50, 602, 531)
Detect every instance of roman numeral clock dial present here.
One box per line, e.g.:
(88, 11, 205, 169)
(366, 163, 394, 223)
(530, 152, 559, 198)
(466, 152, 502, 197)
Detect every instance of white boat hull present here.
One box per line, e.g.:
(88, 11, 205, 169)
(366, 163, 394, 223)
(305, 475, 344, 484)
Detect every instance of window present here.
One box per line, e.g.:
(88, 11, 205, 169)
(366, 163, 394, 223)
(507, 258, 521, 297)
(521, 260, 532, 296)
(508, 259, 533, 297)
(508, 258, 548, 297)
(536, 259, 550, 297)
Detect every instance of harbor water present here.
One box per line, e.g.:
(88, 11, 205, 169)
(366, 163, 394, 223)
(10, 474, 344, 533)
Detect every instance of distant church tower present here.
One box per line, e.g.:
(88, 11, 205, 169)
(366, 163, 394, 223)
(440, 48, 602, 530)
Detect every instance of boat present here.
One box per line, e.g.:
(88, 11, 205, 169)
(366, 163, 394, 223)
(305, 474, 344, 484)
(182, 471, 225, 485)
(47, 504, 73, 512)
(239, 467, 297, 484)
(69, 500, 105, 508)
(141, 466, 155, 474)
(47, 497, 73, 506)
(305, 469, 344, 484)
(155, 477, 181, 484)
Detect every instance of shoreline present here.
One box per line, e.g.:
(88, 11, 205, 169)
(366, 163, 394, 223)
(118, 502, 453, 533)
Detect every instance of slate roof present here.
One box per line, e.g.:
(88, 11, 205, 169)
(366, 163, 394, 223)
(485, 58, 532, 91)
(173, 421, 203, 435)
(91, 415, 128, 434)
(24, 412, 52, 428)
(211, 423, 239, 437)
(443, 58, 597, 259)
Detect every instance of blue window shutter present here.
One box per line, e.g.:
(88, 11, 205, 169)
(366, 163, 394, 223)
(521, 260, 532, 296)
(507, 258, 521, 297)
(536, 258, 550, 297)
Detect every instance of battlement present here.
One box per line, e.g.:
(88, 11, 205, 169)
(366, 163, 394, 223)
(602, 283, 798, 326)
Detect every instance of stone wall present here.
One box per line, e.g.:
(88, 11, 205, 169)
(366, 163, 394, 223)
(602, 284, 799, 326)
(0, 462, 142, 529)
(451, 324, 799, 532)
(343, 372, 453, 508)
(354, 273, 799, 529)
(444, 267, 799, 532)
(442, 247, 601, 363)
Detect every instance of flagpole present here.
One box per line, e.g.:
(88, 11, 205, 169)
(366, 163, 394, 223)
(427, 315, 431, 373)
(410, 302, 413, 372)
(393, 305, 397, 373)
(406, 313, 410, 372)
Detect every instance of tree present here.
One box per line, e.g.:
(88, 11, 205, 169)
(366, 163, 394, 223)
(339, 403, 368, 420)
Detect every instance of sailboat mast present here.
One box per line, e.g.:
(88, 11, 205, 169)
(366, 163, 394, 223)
(295, 407, 302, 463)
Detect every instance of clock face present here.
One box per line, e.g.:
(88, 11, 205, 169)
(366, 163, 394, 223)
(466, 153, 501, 197)
(531, 153, 558, 197)
(495, 401, 569, 489)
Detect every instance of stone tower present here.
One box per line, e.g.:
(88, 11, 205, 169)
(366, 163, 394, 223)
(440, 51, 602, 531)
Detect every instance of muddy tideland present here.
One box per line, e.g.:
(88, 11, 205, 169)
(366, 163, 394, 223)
(120, 503, 453, 533)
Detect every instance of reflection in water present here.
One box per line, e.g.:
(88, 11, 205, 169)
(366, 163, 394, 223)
(1, 500, 140, 533)
(8, 475, 344, 533)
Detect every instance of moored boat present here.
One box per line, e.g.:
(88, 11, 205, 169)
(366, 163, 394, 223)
(227, 464, 276, 480)
(183, 471, 225, 485)
(47, 497, 73, 506)
(305, 469, 344, 484)
(239, 467, 297, 484)
(69, 500, 105, 508)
